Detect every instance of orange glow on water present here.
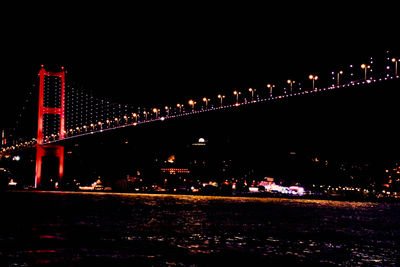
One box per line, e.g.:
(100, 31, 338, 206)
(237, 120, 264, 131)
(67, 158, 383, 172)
(23, 190, 378, 208)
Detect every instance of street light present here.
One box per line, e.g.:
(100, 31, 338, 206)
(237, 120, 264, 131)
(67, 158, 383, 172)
(217, 94, 225, 107)
(248, 88, 255, 101)
(392, 58, 399, 76)
(203, 97, 210, 109)
(143, 111, 148, 120)
(188, 100, 196, 111)
(165, 106, 170, 116)
(267, 84, 275, 97)
(153, 108, 159, 119)
(287, 80, 295, 94)
(177, 104, 182, 113)
(337, 70, 343, 86)
(233, 91, 241, 105)
(132, 113, 137, 122)
(361, 64, 370, 80)
(309, 75, 318, 91)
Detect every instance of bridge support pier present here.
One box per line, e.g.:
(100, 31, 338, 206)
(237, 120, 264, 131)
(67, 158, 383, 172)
(35, 145, 64, 188)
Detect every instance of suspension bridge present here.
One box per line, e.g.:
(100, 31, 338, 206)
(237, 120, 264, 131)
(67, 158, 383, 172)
(1, 52, 399, 188)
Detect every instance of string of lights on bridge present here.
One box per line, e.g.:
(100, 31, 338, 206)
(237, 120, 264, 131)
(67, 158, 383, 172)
(1, 53, 399, 155)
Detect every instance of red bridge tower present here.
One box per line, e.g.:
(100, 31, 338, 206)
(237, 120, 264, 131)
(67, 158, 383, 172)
(35, 65, 65, 188)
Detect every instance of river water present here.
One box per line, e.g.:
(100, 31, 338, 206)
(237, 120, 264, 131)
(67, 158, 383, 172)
(0, 191, 399, 266)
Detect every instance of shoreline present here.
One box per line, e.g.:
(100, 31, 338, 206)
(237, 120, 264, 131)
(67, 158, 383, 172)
(4, 189, 398, 204)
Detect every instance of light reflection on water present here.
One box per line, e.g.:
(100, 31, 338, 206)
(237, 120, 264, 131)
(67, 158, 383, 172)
(0, 191, 399, 266)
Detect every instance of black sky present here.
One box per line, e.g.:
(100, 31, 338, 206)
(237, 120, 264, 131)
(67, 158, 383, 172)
(0, 4, 398, 128)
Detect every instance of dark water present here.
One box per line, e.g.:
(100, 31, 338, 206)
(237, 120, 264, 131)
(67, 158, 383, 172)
(0, 192, 399, 266)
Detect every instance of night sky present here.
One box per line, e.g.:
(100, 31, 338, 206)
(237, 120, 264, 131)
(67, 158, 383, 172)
(0, 5, 398, 129)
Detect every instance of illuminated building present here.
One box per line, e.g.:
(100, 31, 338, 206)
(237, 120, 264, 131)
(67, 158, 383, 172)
(1, 129, 14, 146)
(189, 137, 211, 181)
(161, 168, 190, 175)
(192, 137, 207, 146)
